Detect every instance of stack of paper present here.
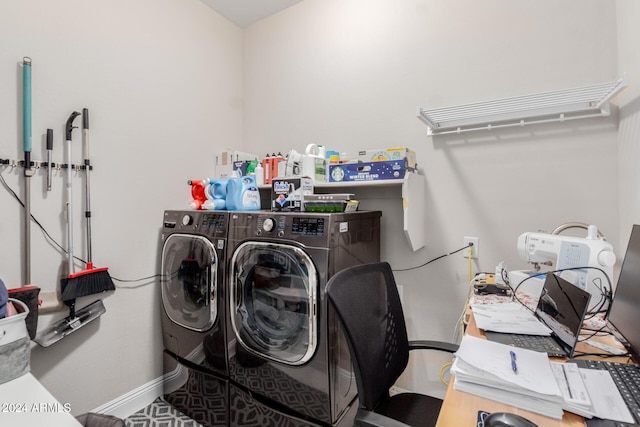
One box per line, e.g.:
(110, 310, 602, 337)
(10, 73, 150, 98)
(452, 335, 565, 419)
(549, 361, 594, 418)
(471, 303, 552, 335)
(553, 362, 635, 423)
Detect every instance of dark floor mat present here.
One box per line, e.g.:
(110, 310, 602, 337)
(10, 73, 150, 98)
(124, 397, 203, 427)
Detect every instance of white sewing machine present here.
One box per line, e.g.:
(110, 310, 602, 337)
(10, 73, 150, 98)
(515, 224, 616, 309)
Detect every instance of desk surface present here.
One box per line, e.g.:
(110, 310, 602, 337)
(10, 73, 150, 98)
(0, 373, 82, 426)
(435, 312, 628, 427)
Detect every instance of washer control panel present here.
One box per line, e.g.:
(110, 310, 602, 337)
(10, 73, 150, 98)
(291, 217, 325, 236)
(256, 215, 326, 237)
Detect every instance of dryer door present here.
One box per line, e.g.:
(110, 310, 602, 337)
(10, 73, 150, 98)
(162, 234, 218, 331)
(230, 242, 317, 366)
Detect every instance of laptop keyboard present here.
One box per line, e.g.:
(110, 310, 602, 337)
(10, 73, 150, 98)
(511, 334, 563, 353)
(575, 359, 640, 423)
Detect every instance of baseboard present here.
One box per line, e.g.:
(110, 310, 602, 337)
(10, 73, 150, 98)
(90, 375, 165, 420)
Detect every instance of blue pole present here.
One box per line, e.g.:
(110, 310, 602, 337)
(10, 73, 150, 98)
(23, 57, 32, 153)
(22, 56, 33, 286)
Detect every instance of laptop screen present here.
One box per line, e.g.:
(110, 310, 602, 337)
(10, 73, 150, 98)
(607, 224, 640, 361)
(535, 274, 591, 357)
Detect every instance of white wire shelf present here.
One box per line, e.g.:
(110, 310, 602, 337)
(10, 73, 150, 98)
(417, 74, 628, 135)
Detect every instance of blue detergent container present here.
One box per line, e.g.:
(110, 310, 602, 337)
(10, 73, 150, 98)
(226, 175, 261, 211)
(209, 179, 228, 210)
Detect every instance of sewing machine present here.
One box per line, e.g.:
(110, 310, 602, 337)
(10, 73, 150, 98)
(515, 225, 616, 309)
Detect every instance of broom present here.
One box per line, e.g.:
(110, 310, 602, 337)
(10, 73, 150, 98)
(60, 109, 114, 302)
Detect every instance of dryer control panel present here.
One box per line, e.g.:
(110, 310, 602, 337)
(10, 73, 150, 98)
(163, 210, 228, 238)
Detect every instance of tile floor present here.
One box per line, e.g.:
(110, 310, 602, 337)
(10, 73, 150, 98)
(124, 397, 202, 427)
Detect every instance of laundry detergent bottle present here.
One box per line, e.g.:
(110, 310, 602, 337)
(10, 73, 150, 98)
(303, 143, 327, 182)
(225, 175, 261, 210)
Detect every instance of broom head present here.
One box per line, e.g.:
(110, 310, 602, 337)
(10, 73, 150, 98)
(61, 264, 115, 302)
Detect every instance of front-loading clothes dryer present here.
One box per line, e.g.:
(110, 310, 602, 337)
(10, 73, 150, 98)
(226, 211, 381, 427)
(160, 209, 230, 427)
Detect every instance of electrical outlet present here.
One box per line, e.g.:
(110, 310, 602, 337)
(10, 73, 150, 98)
(464, 236, 479, 259)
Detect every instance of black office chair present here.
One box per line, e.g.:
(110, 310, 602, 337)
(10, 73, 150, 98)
(326, 262, 459, 427)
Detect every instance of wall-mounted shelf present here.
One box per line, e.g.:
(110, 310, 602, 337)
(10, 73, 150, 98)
(259, 173, 426, 251)
(257, 178, 406, 190)
(416, 74, 628, 135)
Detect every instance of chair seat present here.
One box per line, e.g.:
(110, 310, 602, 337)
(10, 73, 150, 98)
(374, 392, 443, 427)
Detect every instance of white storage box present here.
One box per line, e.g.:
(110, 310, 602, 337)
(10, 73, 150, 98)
(0, 298, 30, 385)
(356, 147, 417, 169)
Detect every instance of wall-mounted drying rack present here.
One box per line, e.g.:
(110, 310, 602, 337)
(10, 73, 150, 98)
(416, 74, 628, 135)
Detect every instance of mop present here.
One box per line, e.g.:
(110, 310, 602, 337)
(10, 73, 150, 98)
(34, 111, 110, 347)
(10, 57, 42, 340)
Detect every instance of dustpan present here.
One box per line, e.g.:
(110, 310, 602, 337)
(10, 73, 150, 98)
(33, 300, 106, 347)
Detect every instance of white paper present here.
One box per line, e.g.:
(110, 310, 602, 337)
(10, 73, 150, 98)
(583, 338, 627, 356)
(550, 362, 591, 406)
(579, 368, 635, 423)
(451, 335, 565, 419)
(472, 303, 552, 335)
(454, 335, 561, 396)
(452, 369, 564, 419)
(549, 362, 595, 418)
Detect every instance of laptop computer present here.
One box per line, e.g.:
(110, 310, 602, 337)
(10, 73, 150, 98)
(569, 224, 640, 427)
(484, 273, 591, 358)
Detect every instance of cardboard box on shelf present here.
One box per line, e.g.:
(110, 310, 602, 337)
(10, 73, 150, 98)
(356, 147, 417, 170)
(215, 150, 259, 178)
(232, 159, 259, 177)
(271, 177, 314, 212)
(303, 193, 358, 212)
(328, 159, 414, 183)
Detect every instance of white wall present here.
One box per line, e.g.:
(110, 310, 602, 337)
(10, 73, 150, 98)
(243, 0, 622, 396)
(0, 0, 635, 415)
(0, 0, 242, 415)
(616, 0, 640, 243)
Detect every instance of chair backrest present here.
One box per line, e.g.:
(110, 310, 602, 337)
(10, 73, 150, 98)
(326, 261, 410, 410)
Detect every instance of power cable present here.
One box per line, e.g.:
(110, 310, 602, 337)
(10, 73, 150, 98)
(393, 243, 473, 272)
(1, 168, 161, 287)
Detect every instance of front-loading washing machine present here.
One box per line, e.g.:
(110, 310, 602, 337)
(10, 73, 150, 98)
(160, 209, 230, 426)
(226, 210, 381, 426)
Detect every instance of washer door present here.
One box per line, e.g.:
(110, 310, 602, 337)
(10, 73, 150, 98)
(162, 234, 218, 331)
(230, 242, 317, 365)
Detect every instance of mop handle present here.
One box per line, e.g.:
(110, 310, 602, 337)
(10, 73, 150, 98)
(65, 111, 81, 274)
(22, 57, 32, 285)
(82, 108, 93, 264)
(22, 57, 32, 153)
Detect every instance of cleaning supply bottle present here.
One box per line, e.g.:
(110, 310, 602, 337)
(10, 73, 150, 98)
(226, 175, 261, 211)
(261, 153, 272, 184)
(303, 143, 327, 182)
(246, 159, 258, 176)
(209, 179, 228, 210)
(254, 161, 264, 186)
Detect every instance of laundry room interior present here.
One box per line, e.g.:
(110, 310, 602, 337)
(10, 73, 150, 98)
(1, 0, 640, 425)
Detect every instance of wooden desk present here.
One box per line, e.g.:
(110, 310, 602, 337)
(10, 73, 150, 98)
(436, 312, 627, 427)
